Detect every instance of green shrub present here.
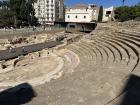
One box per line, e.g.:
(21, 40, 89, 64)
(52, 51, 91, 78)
(115, 3, 140, 22)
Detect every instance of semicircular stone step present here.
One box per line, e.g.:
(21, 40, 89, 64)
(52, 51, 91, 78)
(80, 40, 106, 66)
(107, 35, 140, 72)
(100, 35, 130, 65)
(79, 40, 103, 66)
(94, 38, 116, 64)
(102, 35, 137, 67)
(96, 37, 122, 63)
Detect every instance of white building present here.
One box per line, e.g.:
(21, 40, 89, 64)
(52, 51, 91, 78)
(34, 0, 64, 24)
(102, 6, 115, 22)
(65, 4, 99, 23)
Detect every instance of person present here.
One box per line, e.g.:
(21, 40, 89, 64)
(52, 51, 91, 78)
(22, 47, 26, 53)
(33, 26, 36, 31)
(47, 51, 49, 55)
(8, 46, 15, 53)
(82, 26, 84, 32)
(43, 25, 45, 31)
(4, 27, 6, 31)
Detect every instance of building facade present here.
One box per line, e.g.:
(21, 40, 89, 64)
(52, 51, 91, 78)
(34, 0, 64, 24)
(102, 6, 115, 22)
(65, 4, 99, 23)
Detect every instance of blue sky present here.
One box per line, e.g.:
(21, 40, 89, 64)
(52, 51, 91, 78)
(65, 0, 140, 7)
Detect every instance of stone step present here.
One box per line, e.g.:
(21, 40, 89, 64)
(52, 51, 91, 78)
(90, 41, 109, 66)
(67, 44, 86, 61)
(67, 44, 95, 69)
(119, 30, 140, 35)
(115, 32, 140, 41)
(79, 41, 101, 64)
(100, 35, 130, 65)
(77, 43, 97, 68)
(96, 37, 122, 63)
(80, 40, 104, 66)
(100, 35, 137, 72)
(94, 39, 115, 64)
(108, 35, 140, 72)
(103, 36, 137, 65)
(95, 41, 113, 63)
(77, 42, 96, 61)
(57, 50, 80, 74)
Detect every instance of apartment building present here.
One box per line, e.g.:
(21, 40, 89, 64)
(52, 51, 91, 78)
(65, 4, 99, 23)
(34, 0, 64, 24)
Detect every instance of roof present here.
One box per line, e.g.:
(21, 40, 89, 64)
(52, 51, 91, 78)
(71, 3, 88, 9)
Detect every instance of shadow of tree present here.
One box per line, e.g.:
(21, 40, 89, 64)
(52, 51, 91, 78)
(119, 74, 140, 105)
(0, 83, 37, 105)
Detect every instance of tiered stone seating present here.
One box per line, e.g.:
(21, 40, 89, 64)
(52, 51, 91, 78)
(1, 24, 140, 105)
(67, 42, 97, 69)
(51, 27, 140, 105)
(94, 39, 115, 64)
(101, 36, 137, 67)
(97, 31, 140, 104)
(80, 40, 108, 66)
(99, 36, 130, 64)
(111, 33, 140, 71)
(22, 23, 140, 105)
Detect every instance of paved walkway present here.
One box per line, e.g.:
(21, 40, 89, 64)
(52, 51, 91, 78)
(0, 41, 63, 61)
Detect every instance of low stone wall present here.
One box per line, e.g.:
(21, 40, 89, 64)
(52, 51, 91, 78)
(55, 34, 83, 50)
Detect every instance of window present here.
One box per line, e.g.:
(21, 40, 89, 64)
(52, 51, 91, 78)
(106, 11, 111, 17)
(75, 16, 77, 18)
(106, 11, 111, 15)
(51, 14, 54, 18)
(68, 15, 70, 18)
(70, 25, 75, 28)
(46, 0, 49, 3)
(84, 16, 86, 19)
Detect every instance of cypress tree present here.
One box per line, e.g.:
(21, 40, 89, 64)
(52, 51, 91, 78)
(98, 6, 103, 22)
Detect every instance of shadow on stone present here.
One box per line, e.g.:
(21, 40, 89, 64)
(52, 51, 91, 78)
(0, 83, 37, 105)
(120, 74, 140, 105)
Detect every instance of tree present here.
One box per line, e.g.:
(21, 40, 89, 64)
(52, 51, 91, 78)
(9, 0, 38, 26)
(98, 6, 103, 22)
(0, 0, 38, 27)
(0, 1, 2, 8)
(2, 1, 8, 8)
(115, 3, 140, 22)
(0, 0, 9, 9)
(0, 8, 15, 26)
